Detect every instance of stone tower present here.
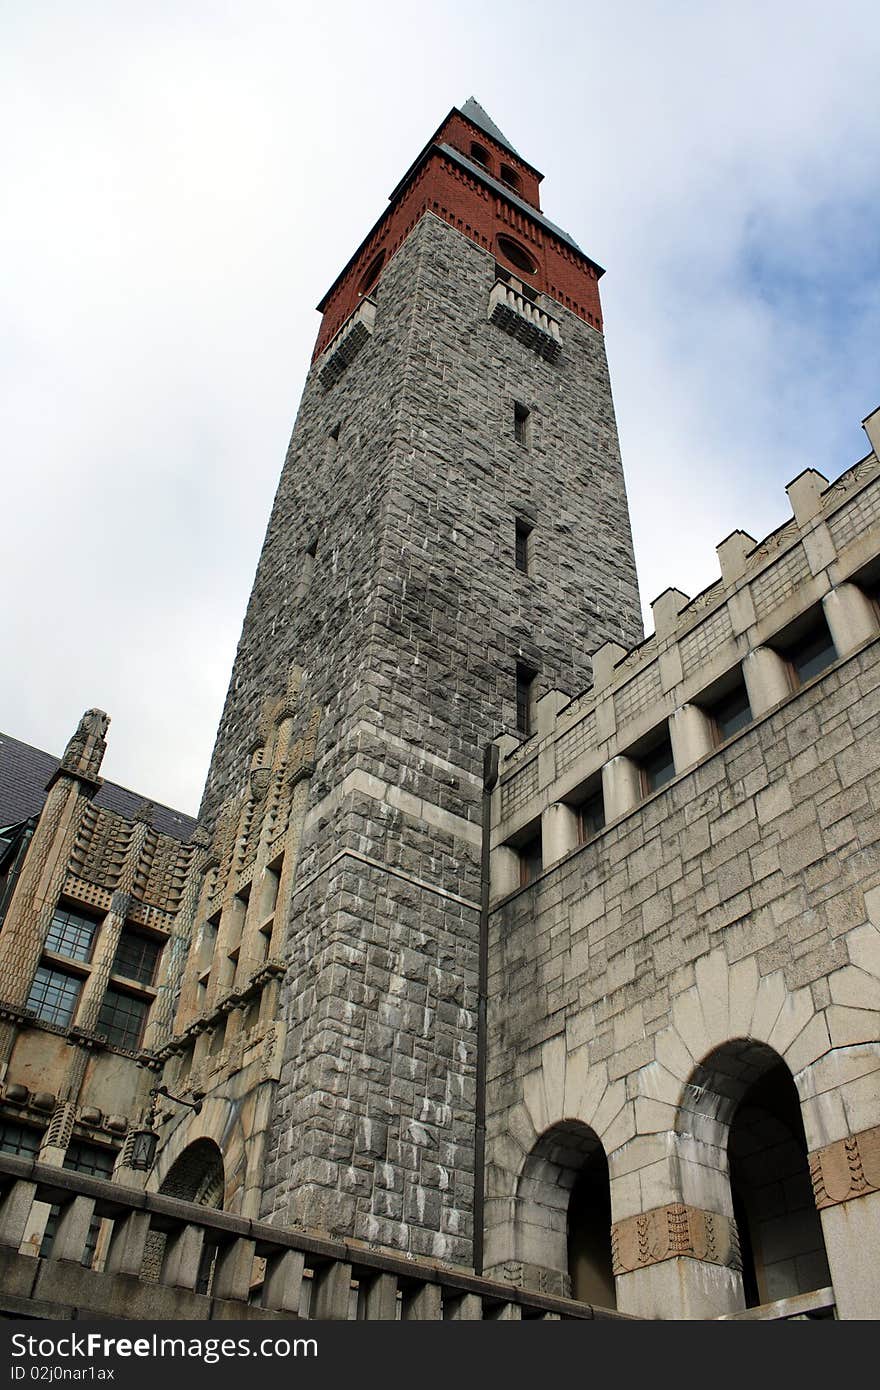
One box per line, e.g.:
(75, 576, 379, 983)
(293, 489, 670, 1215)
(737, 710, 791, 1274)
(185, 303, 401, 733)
(200, 99, 643, 1265)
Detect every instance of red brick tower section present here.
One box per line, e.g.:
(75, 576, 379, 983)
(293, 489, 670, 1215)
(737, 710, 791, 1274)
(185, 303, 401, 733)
(313, 97, 605, 360)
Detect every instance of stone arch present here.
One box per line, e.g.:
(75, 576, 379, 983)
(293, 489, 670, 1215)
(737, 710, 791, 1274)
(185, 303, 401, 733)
(678, 1039, 831, 1308)
(148, 1094, 250, 1213)
(514, 1121, 615, 1306)
(141, 1138, 225, 1285)
(157, 1137, 225, 1207)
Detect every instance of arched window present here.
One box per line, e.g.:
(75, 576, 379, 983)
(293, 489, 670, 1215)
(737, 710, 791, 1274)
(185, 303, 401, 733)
(500, 164, 521, 192)
(495, 235, 538, 277)
(470, 142, 490, 169)
(358, 249, 386, 297)
(681, 1042, 831, 1311)
(516, 1121, 615, 1307)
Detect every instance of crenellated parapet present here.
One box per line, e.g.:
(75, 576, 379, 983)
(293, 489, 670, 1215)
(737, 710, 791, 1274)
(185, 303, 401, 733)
(491, 405, 880, 882)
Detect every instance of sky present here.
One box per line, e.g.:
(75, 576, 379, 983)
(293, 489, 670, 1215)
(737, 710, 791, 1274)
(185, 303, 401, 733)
(1, 1, 878, 817)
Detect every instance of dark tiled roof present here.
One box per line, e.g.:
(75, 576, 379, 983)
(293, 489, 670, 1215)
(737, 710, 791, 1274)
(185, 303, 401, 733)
(460, 98, 520, 159)
(0, 731, 198, 844)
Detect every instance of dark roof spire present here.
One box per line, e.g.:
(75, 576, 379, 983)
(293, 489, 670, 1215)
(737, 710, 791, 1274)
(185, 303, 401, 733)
(459, 97, 521, 159)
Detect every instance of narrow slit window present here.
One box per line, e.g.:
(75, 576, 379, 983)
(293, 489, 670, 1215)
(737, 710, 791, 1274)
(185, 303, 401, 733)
(514, 401, 530, 446)
(298, 539, 318, 601)
(516, 664, 536, 736)
(515, 519, 532, 574)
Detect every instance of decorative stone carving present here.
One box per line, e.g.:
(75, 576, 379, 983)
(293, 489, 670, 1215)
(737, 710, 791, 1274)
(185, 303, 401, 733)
(60, 708, 109, 781)
(249, 767, 272, 802)
(809, 1124, 880, 1209)
(611, 1203, 741, 1276)
(496, 1259, 571, 1299)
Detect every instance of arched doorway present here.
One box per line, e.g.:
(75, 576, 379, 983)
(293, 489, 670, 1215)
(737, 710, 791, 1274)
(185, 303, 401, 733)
(517, 1122, 615, 1307)
(682, 1041, 830, 1309)
(142, 1138, 225, 1287)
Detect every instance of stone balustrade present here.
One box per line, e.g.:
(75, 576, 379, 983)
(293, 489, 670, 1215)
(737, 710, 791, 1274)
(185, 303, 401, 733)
(493, 409, 880, 872)
(0, 1154, 621, 1321)
(488, 279, 562, 361)
(318, 297, 377, 389)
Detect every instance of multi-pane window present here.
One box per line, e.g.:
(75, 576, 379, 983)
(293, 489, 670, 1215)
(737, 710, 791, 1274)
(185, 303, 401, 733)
(514, 401, 530, 446)
(96, 988, 148, 1051)
(112, 931, 161, 986)
(44, 906, 97, 963)
(26, 965, 82, 1027)
(515, 519, 532, 574)
(642, 738, 676, 794)
(578, 791, 605, 843)
(64, 1140, 115, 1179)
(516, 664, 536, 736)
(0, 1121, 41, 1157)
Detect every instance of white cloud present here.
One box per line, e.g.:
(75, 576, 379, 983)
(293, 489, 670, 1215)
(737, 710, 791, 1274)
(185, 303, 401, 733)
(1, 1, 878, 813)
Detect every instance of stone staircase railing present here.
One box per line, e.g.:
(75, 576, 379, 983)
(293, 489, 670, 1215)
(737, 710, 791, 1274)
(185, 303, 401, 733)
(0, 1155, 625, 1321)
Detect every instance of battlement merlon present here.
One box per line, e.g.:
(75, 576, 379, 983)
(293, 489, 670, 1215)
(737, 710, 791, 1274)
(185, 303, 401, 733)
(491, 404, 880, 870)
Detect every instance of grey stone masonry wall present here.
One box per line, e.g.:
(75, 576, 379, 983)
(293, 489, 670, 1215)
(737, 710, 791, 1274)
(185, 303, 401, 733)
(485, 416, 880, 1315)
(206, 211, 642, 1264)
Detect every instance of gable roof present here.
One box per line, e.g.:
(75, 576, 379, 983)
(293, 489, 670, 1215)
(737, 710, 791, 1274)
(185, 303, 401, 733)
(0, 731, 198, 844)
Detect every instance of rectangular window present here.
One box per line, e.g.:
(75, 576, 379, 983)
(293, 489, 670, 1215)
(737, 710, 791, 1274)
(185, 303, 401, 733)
(112, 931, 161, 987)
(0, 1121, 41, 1157)
(711, 683, 753, 743)
(788, 625, 837, 686)
(578, 791, 605, 843)
(44, 906, 97, 963)
(642, 738, 676, 794)
(64, 1140, 115, 1179)
(515, 519, 532, 574)
(26, 965, 82, 1027)
(96, 988, 149, 1051)
(519, 834, 543, 887)
(516, 664, 536, 736)
(514, 401, 530, 446)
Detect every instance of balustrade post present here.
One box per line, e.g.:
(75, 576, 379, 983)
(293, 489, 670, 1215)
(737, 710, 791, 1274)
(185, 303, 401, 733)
(49, 1196, 96, 1264)
(104, 1210, 152, 1276)
(0, 1180, 38, 1249)
(402, 1282, 442, 1319)
(361, 1272, 399, 1319)
(212, 1236, 257, 1302)
(260, 1247, 305, 1314)
(160, 1224, 206, 1291)
(311, 1260, 353, 1319)
(445, 1293, 483, 1319)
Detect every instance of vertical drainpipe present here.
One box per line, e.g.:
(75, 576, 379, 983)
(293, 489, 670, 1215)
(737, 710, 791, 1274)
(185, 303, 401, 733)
(473, 741, 499, 1276)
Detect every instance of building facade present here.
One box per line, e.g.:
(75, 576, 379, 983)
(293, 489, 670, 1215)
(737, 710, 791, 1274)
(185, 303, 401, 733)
(0, 100, 878, 1321)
